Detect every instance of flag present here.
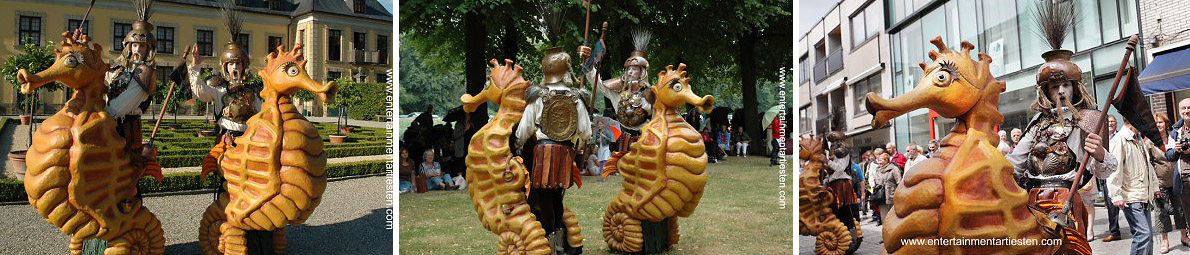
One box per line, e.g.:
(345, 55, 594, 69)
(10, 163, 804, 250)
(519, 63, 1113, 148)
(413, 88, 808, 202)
(582, 39, 605, 75)
(1112, 67, 1163, 144)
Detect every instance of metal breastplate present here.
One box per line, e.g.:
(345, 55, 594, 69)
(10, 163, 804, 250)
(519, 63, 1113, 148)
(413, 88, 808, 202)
(220, 79, 259, 124)
(1027, 116, 1079, 177)
(618, 93, 650, 129)
(540, 89, 579, 140)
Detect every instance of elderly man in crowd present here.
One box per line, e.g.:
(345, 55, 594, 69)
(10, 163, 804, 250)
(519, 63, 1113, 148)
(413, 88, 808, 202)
(1107, 119, 1161, 255)
(1101, 114, 1126, 242)
(1011, 128, 1023, 149)
(904, 143, 927, 170)
(1166, 98, 1190, 249)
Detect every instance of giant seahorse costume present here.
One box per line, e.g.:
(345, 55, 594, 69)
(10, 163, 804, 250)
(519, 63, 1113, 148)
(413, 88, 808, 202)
(461, 59, 588, 254)
(197, 44, 336, 255)
(798, 136, 859, 255)
(600, 64, 714, 253)
(18, 31, 165, 255)
(865, 36, 1089, 254)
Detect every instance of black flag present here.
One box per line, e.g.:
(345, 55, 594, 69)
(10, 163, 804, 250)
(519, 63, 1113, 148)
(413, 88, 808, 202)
(1112, 67, 1163, 144)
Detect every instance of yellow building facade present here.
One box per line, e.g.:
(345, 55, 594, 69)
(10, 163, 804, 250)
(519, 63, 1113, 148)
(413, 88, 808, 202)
(0, 0, 392, 116)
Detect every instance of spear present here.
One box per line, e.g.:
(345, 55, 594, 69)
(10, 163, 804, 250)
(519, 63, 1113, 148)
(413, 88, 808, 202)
(1053, 35, 1139, 228)
(148, 47, 191, 147)
(73, 0, 97, 38)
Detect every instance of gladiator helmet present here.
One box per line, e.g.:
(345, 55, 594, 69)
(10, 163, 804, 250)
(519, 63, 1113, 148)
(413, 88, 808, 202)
(122, 0, 156, 63)
(1029, 0, 1096, 112)
(219, 2, 250, 81)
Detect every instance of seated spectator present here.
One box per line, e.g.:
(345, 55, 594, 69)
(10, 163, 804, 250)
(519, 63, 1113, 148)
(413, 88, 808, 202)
(734, 126, 751, 156)
(420, 150, 457, 190)
(399, 147, 416, 193)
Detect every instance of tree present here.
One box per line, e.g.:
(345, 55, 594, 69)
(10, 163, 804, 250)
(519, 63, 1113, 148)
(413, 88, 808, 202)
(2, 43, 64, 116)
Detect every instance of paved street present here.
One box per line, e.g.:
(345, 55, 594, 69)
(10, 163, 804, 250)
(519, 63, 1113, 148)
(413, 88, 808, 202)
(799, 205, 1190, 254)
(0, 176, 393, 254)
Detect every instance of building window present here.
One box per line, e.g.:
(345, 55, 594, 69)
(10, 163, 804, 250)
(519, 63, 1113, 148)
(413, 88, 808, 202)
(267, 36, 283, 54)
(18, 16, 42, 46)
(67, 19, 89, 35)
(800, 106, 811, 133)
(850, 3, 879, 48)
(327, 71, 342, 82)
(269, 0, 282, 10)
(157, 26, 174, 54)
(377, 35, 389, 64)
(852, 75, 881, 116)
(376, 71, 388, 82)
(354, 32, 366, 50)
(113, 22, 132, 51)
(299, 29, 305, 45)
(197, 29, 214, 56)
(328, 29, 342, 61)
(237, 33, 250, 55)
(354, 0, 366, 13)
(235, 0, 248, 7)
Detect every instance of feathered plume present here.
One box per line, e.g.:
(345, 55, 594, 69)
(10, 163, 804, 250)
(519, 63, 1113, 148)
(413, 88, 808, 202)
(631, 27, 651, 52)
(1031, 0, 1076, 50)
(536, 2, 566, 45)
(220, 1, 243, 44)
(133, 0, 153, 21)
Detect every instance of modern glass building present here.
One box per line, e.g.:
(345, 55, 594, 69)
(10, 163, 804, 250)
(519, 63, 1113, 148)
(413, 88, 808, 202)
(884, 0, 1142, 149)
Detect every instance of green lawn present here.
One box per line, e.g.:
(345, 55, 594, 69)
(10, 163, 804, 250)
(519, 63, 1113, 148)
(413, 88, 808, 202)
(398, 156, 793, 254)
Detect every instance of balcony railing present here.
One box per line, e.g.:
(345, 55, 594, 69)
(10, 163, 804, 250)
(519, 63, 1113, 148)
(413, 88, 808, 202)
(826, 49, 843, 75)
(351, 50, 379, 64)
(813, 49, 844, 83)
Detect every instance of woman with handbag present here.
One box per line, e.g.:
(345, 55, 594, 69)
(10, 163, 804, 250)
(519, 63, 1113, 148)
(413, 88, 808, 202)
(870, 152, 902, 226)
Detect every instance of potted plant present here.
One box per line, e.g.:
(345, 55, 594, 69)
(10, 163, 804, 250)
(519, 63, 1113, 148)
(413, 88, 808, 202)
(8, 149, 26, 181)
(2, 43, 61, 125)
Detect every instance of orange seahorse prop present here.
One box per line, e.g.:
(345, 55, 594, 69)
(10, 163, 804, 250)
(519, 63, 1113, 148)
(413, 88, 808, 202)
(600, 63, 713, 253)
(459, 59, 564, 254)
(197, 44, 336, 255)
(865, 36, 1089, 254)
(18, 31, 165, 254)
(798, 135, 862, 255)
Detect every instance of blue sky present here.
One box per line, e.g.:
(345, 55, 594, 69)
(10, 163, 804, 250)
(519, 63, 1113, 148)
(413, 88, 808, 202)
(380, 0, 393, 12)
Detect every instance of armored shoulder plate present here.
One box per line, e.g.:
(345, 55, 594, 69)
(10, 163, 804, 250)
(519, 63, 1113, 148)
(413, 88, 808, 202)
(575, 89, 591, 109)
(1076, 109, 1104, 136)
(206, 75, 228, 88)
(525, 84, 546, 103)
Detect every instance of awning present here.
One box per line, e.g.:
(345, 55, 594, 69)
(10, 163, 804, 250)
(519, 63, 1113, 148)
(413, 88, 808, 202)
(1140, 47, 1190, 95)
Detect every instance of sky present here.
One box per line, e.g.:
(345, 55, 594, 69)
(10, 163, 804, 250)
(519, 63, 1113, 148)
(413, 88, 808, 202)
(380, 0, 393, 13)
(800, 0, 841, 37)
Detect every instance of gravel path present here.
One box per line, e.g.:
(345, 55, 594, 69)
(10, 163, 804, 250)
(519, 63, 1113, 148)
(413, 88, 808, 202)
(0, 176, 394, 255)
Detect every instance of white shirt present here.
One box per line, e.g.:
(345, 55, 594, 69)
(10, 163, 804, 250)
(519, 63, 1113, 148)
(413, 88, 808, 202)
(905, 154, 927, 170)
(104, 68, 149, 119)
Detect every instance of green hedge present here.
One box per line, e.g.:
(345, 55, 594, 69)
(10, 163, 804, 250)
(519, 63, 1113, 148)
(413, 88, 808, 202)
(1, 160, 388, 202)
(156, 145, 387, 168)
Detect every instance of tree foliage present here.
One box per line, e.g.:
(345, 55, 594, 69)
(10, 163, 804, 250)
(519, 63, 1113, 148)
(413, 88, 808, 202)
(398, 41, 467, 114)
(1, 43, 64, 111)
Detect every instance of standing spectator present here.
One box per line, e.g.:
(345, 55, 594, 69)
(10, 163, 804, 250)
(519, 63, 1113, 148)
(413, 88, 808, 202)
(904, 144, 926, 170)
(886, 143, 907, 169)
(997, 130, 1013, 155)
(718, 124, 732, 157)
(734, 126, 750, 156)
(1153, 112, 1189, 253)
(1107, 119, 1160, 255)
(420, 150, 457, 190)
(399, 147, 416, 193)
(866, 148, 885, 223)
(870, 152, 902, 226)
(595, 122, 614, 181)
(1010, 128, 1023, 149)
(927, 140, 939, 157)
(857, 150, 874, 218)
(769, 117, 783, 166)
(1167, 99, 1190, 249)
(1151, 116, 1184, 253)
(1102, 114, 1125, 242)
